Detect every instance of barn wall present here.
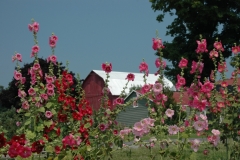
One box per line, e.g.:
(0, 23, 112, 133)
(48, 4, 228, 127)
(82, 72, 105, 110)
(116, 92, 149, 127)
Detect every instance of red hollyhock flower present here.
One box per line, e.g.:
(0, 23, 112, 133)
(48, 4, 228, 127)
(0, 133, 7, 148)
(56, 128, 61, 137)
(18, 146, 31, 158)
(8, 142, 20, 158)
(55, 146, 61, 154)
(126, 73, 135, 81)
(58, 113, 67, 122)
(74, 155, 84, 160)
(8, 134, 26, 145)
(102, 63, 112, 73)
(31, 140, 44, 154)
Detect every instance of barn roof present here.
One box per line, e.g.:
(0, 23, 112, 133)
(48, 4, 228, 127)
(92, 70, 176, 95)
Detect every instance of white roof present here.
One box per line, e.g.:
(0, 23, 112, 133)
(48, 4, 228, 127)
(92, 70, 176, 95)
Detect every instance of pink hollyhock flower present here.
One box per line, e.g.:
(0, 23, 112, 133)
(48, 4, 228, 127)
(47, 89, 55, 96)
(62, 134, 77, 147)
(22, 101, 30, 110)
(102, 63, 112, 73)
(221, 81, 228, 87)
(46, 83, 55, 90)
(217, 101, 225, 108)
(99, 124, 106, 131)
(45, 74, 55, 84)
(20, 77, 26, 84)
(139, 61, 148, 72)
(232, 46, 240, 55)
(209, 50, 218, 58)
(177, 74, 186, 86)
(210, 70, 215, 81)
(211, 129, 220, 136)
(15, 53, 22, 62)
(168, 125, 179, 135)
(47, 55, 57, 65)
(28, 88, 36, 96)
(50, 35, 58, 42)
(126, 73, 135, 81)
(14, 70, 22, 80)
(28, 24, 33, 31)
(16, 122, 21, 126)
(237, 85, 240, 92)
(196, 39, 208, 53)
(141, 118, 155, 127)
(41, 94, 48, 101)
(199, 114, 207, 121)
(155, 58, 166, 68)
(201, 81, 214, 93)
(152, 38, 164, 50)
(193, 120, 207, 132)
(114, 97, 124, 105)
(33, 63, 41, 70)
(141, 84, 151, 94)
(190, 61, 204, 74)
(190, 139, 200, 152)
(30, 52, 36, 58)
(208, 135, 220, 146)
(45, 111, 53, 118)
(49, 38, 56, 48)
(32, 45, 39, 53)
(165, 109, 174, 118)
(32, 21, 39, 32)
(218, 62, 227, 73)
(102, 87, 110, 95)
(178, 58, 188, 68)
(152, 82, 163, 95)
(18, 89, 26, 98)
(214, 41, 224, 51)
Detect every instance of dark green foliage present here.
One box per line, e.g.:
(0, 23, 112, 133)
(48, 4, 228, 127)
(0, 58, 78, 110)
(150, 0, 240, 86)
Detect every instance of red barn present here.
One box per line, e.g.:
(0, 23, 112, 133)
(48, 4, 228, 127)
(82, 70, 176, 110)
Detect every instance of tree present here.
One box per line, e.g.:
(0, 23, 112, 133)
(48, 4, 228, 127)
(150, 0, 240, 85)
(0, 58, 78, 110)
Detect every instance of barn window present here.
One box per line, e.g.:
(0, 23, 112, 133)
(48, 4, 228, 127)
(133, 100, 138, 108)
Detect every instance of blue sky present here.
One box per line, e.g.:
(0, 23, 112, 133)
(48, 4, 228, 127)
(0, 1, 234, 88)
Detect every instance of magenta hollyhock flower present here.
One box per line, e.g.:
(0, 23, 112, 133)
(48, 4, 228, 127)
(214, 41, 224, 51)
(126, 73, 135, 81)
(139, 61, 148, 73)
(102, 63, 112, 73)
(152, 38, 164, 50)
(165, 109, 174, 118)
(152, 82, 163, 95)
(190, 139, 200, 152)
(184, 120, 190, 127)
(168, 125, 179, 135)
(178, 58, 188, 68)
(196, 39, 208, 53)
(20, 77, 26, 84)
(190, 61, 204, 74)
(211, 129, 220, 136)
(32, 45, 39, 54)
(45, 74, 55, 84)
(14, 70, 22, 80)
(50, 35, 58, 42)
(47, 55, 57, 65)
(28, 88, 36, 96)
(141, 84, 151, 94)
(62, 134, 76, 147)
(40, 93, 48, 101)
(217, 102, 225, 108)
(32, 22, 39, 32)
(45, 111, 53, 118)
(22, 101, 29, 110)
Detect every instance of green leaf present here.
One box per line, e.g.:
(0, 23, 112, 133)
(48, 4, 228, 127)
(34, 88, 39, 92)
(84, 123, 91, 129)
(36, 124, 44, 132)
(190, 152, 197, 160)
(87, 145, 92, 151)
(51, 109, 57, 115)
(46, 102, 52, 108)
(25, 130, 36, 140)
(45, 145, 54, 153)
(24, 119, 31, 126)
(25, 113, 31, 117)
(37, 107, 45, 112)
(44, 120, 53, 127)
